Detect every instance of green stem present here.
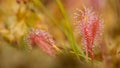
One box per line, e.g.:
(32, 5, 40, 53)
(55, 0, 84, 58)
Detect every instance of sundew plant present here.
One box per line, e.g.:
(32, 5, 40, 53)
(74, 7, 103, 60)
(0, 0, 120, 68)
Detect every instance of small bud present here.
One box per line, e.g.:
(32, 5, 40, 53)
(16, 0, 21, 4)
(23, 0, 29, 4)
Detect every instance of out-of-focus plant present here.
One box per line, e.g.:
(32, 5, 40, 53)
(87, 0, 106, 11)
(108, 0, 120, 38)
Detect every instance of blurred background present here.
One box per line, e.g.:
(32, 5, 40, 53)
(0, 0, 120, 68)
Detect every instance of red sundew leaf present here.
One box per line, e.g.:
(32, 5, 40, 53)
(27, 29, 56, 57)
(91, 19, 100, 41)
(34, 36, 56, 57)
(83, 25, 94, 60)
(83, 26, 90, 57)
